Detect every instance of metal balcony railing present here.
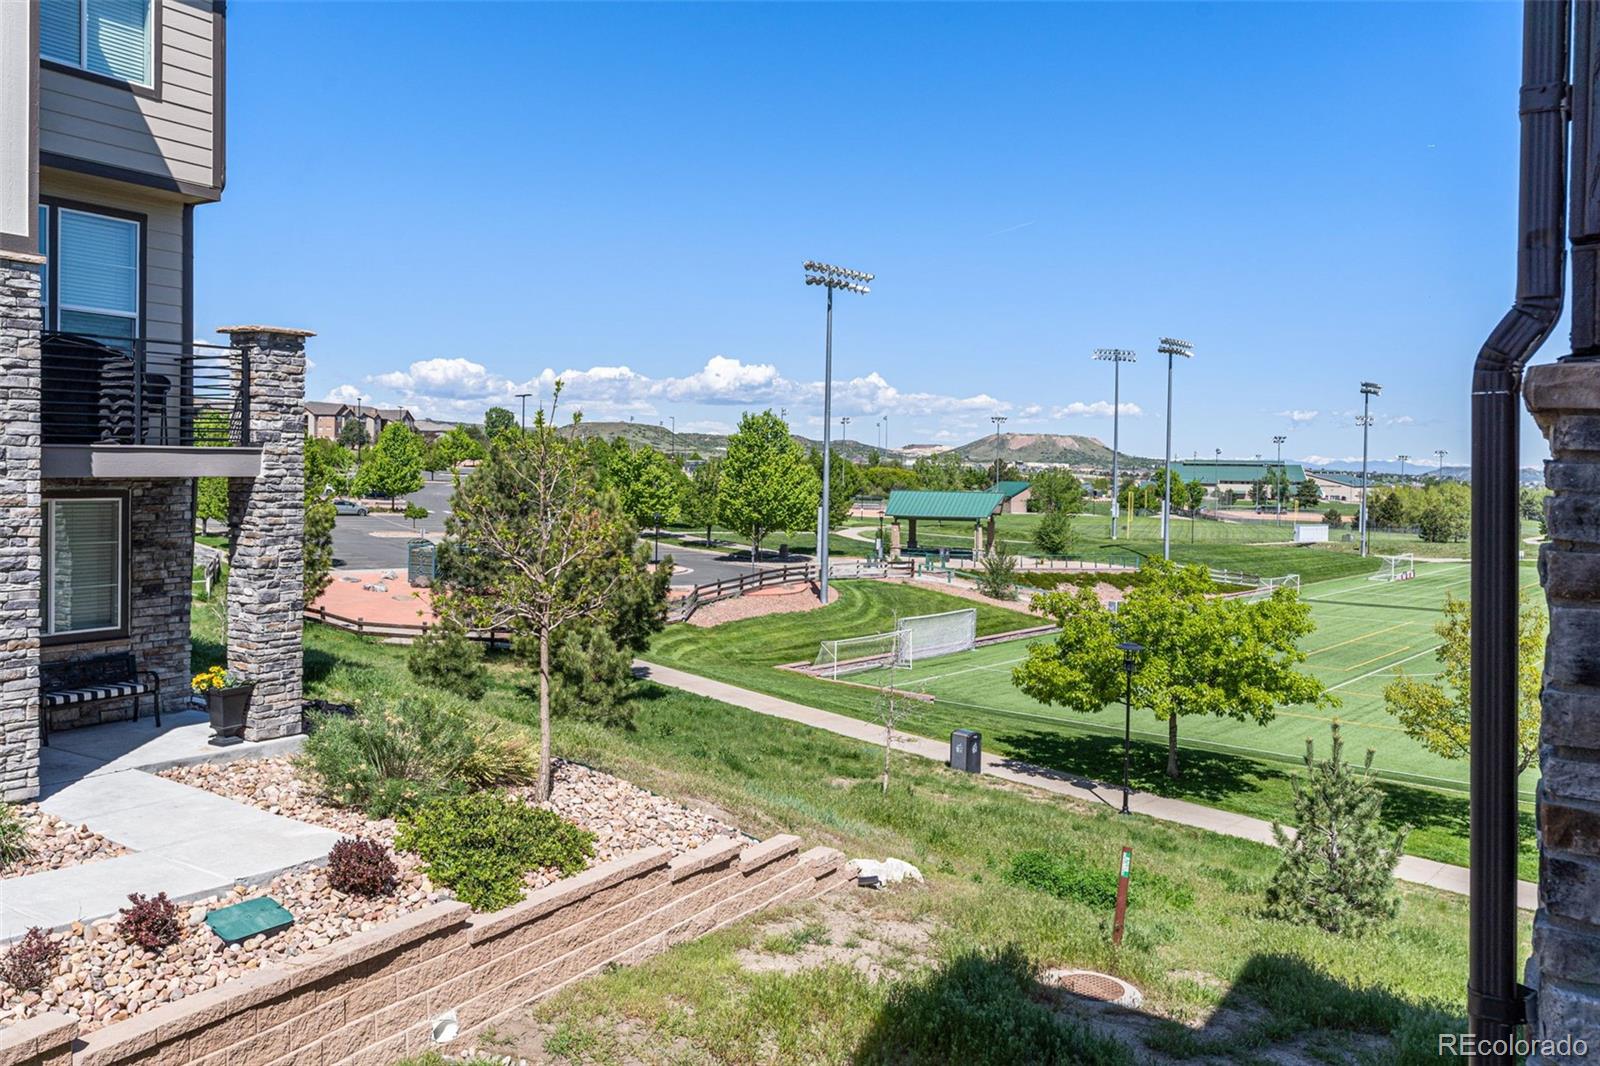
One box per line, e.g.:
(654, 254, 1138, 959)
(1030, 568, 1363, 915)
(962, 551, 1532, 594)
(41, 331, 249, 447)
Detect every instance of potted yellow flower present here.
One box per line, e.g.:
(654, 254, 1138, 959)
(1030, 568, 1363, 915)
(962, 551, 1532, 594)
(191, 666, 253, 743)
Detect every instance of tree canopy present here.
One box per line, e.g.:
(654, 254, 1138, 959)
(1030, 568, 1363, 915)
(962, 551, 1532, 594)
(719, 410, 818, 563)
(482, 406, 518, 440)
(1025, 470, 1084, 515)
(353, 423, 424, 508)
(1013, 559, 1332, 778)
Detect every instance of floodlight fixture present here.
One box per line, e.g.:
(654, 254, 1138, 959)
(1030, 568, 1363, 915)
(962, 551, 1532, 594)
(1158, 337, 1194, 360)
(803, 261, 874, 295)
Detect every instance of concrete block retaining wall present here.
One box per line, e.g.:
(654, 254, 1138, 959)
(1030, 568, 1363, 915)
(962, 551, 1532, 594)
(0, 835, 849, 1066)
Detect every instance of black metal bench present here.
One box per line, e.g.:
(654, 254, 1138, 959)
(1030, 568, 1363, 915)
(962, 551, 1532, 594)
(39, 652, 161, 746)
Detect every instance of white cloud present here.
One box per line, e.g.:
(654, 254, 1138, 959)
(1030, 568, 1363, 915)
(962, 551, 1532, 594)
(1051, 401, 1141, 418)
(1299, 454, 1365, 465)
(323, 384, 364, 404)
(1386, 414, 1415, 426)
(1017, 404, 1044, 418)
(1277, 409, 1319, 424)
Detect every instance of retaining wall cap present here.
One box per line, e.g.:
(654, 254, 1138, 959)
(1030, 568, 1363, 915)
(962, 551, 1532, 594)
(74, 1007, 165, 1066)
(668, 837, 743, 883)
(795, 845, 846, 874)
(281, 900, 472, 988)
(469, 847, 673, 945)
(0, 1013, 75, 1066)
(151, 966, 293, 1044)
(739, 834, 801, 874)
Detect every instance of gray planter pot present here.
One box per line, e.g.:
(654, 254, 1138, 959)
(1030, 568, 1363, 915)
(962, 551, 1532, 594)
(205, 683, 254, 742)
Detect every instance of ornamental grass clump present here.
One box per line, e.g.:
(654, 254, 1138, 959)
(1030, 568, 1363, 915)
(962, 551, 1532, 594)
(1263, 723, 1409, 935)
(327, 837, 399, 896)
(0, 927, 60, 991)
(0, 803, 32, 872)
(118, 892, 182, 951)
(395, 791, 594, 912)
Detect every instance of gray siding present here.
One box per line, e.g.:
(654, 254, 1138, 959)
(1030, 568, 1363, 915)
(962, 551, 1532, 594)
(39, 170, 185, 344)
(38, 0, 219, 195)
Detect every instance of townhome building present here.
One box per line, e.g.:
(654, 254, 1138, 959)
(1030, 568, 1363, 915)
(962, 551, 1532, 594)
(0, 0, 309, 800)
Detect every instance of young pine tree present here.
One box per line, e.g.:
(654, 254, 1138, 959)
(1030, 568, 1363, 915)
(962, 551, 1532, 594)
(1263, 723, 1409, 934)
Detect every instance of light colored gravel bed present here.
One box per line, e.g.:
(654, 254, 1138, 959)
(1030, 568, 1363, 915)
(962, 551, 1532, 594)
(0, 805, 128, 880)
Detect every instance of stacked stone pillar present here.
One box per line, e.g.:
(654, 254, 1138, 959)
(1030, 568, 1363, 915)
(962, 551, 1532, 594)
(1523, 361, 1600, 1057)
(221, 326, 313, 742)
(0, 252, 42, 800)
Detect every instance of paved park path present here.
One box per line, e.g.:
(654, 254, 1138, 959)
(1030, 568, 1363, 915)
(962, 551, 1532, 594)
(635, 661, 1537, 912)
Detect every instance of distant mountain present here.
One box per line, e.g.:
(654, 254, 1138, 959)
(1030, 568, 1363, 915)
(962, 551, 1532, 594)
(951, 432, 1150, 469)
(557, 420, 893, 464)
(1308, 461, 1545, 486)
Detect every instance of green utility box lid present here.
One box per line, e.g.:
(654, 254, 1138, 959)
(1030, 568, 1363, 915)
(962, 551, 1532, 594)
(205, 897, 294, 945)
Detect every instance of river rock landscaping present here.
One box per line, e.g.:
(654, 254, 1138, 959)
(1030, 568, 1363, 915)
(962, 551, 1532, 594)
(0, 805, 127, 879)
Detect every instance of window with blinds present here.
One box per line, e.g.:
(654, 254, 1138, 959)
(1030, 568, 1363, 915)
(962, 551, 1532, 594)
(40, 0, 153, 88)
(45, 498, 125, 637)
(54, 208, 139, 342)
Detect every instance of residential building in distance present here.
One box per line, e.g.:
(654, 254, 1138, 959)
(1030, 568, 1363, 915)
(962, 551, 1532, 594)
(0, 0, 309, 800)
(305, 400, 353, 440)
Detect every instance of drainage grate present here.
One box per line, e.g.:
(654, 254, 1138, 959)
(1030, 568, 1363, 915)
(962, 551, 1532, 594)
(1040, 968, 1144, 1009)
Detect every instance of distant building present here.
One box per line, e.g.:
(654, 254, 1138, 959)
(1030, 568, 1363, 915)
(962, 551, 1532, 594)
(1307, 470, 1367, 504)
(305, 401, 353, 440)
(1171, 459, 1306, 497)
(991, 480, 1032, 514)
(413, 418, 456, 442)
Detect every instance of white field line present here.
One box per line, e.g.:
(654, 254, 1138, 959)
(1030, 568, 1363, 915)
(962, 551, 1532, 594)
(910, 654, 1028, 688)
(1326, 643, 1441, 693)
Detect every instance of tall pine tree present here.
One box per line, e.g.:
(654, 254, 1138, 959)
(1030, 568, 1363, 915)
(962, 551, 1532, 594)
(1263, 723, 1409, 934)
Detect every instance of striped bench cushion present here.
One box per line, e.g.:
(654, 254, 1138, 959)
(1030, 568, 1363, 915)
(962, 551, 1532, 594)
(42, 682, 147, 707)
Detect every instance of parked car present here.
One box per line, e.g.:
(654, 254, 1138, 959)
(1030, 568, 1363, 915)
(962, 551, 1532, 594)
(332, 499, 369, 517)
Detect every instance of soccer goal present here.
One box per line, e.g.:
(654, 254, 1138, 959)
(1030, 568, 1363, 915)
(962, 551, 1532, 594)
(814, 632, 903, 679)
(1247, 573, 1301, 600)
(896, 608, 978, 667)
(1369, 554, 1417, 582)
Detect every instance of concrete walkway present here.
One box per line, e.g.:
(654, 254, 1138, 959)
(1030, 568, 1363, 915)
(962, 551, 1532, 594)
(635, 661, 1538, 912)
(0, 712, 342, 940)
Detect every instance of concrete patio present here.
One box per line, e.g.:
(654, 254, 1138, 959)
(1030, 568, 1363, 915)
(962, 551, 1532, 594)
(0, 713, 342, 941)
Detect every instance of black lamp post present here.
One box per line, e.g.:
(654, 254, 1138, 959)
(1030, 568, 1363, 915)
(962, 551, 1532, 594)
(1116, 640, 1142, 815)
(654, 512, 662, 565)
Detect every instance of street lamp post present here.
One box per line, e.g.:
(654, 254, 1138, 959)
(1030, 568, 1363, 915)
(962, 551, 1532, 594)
(804, 261, 873, 605)
(1358, 382, 1382, 557)
(1094, 348, 1137, 539)
(1157, 338, 1194, 560)
(515, 392, 532, 433)
(1273, 435, 1287, 523)
(990, 415, 1008, 486)
(1117, 641, 1143, 815)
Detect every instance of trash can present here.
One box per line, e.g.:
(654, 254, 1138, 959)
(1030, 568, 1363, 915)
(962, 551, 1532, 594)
(950, 729, 982, 773)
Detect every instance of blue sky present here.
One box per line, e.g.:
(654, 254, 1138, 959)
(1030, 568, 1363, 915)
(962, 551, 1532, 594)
(198, 1, 1548, 466)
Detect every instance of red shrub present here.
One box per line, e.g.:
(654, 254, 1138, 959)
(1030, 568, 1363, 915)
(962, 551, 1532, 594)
(327, 837, 398, 896)
(0, 927, 60, 990)
(118, 892, 182, 950)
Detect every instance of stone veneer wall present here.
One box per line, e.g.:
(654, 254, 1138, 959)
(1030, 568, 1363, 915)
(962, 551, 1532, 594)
(1524, 362, 1600, 1061)
(41, 478, 194, 729)
(0, 835, 848, 1066)
(0, 254, 43, 802)
(222, 328, 311, 742)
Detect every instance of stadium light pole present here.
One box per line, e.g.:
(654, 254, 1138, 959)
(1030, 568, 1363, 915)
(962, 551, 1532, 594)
(840, 415, 851, 444)
(1435, 448, 1448, 478)
(1093, 348, 1137, 539)
(1397, 453, 1410, 482)
(1358, 381, 1382, 557)
(990, 415, 1008, 486)
(1157, 337, 1194, 560)
(1272, 435, 1287, 524)
(515, 392, 532, 433)
(1117, 641, 1142, 816)
(804, 261, 873, 605)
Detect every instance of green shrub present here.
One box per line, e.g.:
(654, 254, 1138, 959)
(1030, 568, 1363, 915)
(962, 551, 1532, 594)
(973, 549, 1019, 600)
(1015, 571, 1137, 593)
(0, 803, 32, 871)
(396, 791, 595, 911)
(300, 697, 533, 818)
(406, 623, 487, 700)
(1031, 510, 1075, 556)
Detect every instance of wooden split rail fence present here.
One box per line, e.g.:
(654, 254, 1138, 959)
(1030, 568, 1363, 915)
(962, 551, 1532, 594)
(667, 559, 915, 623)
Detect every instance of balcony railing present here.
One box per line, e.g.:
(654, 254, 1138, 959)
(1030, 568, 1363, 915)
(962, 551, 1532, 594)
(41, 332, 249, 448)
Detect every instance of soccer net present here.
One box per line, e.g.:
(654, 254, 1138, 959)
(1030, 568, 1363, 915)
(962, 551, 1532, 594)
(1369, 554, 1417, 582)
(814, 633, 902, 679)
(1247, 573, 1301, 601)
(897, 608, 977, 667)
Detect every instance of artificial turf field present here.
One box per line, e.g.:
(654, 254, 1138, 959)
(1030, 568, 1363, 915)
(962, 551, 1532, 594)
(849, 560, 1543, 798)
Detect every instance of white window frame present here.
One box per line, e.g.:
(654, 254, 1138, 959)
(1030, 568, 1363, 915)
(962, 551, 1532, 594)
(42, 0, 154, 88)
(53, 206, 141, 336)
(43, 495, 127, 640)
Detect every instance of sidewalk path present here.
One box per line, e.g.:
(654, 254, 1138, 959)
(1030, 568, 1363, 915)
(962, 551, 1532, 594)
(635, 661, 1536, 911)
(0, 712, 342, 940)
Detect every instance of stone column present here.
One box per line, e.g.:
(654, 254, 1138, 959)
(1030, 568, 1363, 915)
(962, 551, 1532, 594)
(220, 326, 313, 742)
(1524, 361, 1600, 1059)
(0, 252, 42, 801)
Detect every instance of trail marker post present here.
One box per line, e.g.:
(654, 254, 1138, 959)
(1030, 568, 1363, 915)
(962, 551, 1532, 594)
(1112, 846, 1133, 946)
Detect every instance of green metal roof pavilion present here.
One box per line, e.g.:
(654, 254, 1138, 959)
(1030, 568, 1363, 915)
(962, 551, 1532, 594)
(991, 480, 1031, 499)
(885, 489, 1006, 521)
(1172, 459, 1307, 484)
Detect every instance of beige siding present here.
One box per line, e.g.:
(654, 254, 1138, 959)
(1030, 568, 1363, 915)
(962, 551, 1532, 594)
(39, 170, 185, 343)
(38, 0, 218, 193)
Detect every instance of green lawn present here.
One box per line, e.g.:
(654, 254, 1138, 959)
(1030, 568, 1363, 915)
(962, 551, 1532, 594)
(644, 575, 1537, 880)
(189, 588, 1513, 1063)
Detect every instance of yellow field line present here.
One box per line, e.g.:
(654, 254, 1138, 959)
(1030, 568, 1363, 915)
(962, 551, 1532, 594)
(1343, 645, 1415, 671)
(1308, 621, 1412, 657)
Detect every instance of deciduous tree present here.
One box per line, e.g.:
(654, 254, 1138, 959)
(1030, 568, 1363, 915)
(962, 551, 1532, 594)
(1383, 593, 1542, 774)
(1013, 559, 1332, 778)
(483, 406, 518, 441)
(1025, 470, 1083, 515)
(685, 458, 722, 546)
(354, 424, 425, 509)
(1296, 478, 1322, 511)
(719, 410, 818, 566)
